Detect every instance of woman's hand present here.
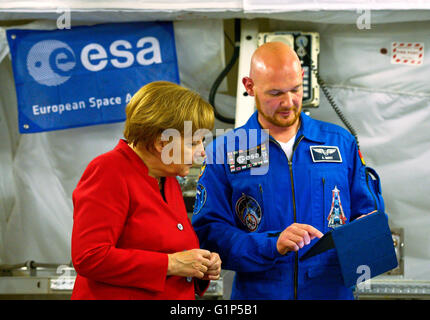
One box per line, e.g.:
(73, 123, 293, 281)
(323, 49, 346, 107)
(167, 249, 212, 279)
(167, 250, 222, 280)
(202, 252, 222, 281)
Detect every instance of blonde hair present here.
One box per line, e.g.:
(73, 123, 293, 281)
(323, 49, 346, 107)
(124, 81, 214, 150)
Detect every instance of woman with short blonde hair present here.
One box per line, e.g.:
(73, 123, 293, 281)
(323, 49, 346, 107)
(71, 81, 221, 300)
(124, 81, 214, 149)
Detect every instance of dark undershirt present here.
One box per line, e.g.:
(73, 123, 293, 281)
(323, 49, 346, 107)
(159, 177, 167, 203)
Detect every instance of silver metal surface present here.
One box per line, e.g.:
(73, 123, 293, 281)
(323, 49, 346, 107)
(202, 277, 224, 298)
(386, 227, 404, 276)
(354, 278, 430, 300)
(0, 261, 75, 299)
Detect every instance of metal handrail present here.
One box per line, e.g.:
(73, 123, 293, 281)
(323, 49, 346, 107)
(0, 260, 73, 275)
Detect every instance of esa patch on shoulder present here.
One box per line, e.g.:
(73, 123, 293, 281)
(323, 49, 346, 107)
(310, 146, 342, 163)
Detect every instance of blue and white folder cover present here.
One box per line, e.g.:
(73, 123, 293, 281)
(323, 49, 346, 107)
(300, 211, 398, 288)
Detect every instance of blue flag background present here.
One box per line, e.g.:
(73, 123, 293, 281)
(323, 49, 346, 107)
(7, 21, 180, 133)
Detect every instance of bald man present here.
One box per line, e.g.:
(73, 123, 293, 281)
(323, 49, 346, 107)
(192, 42, 383, 300)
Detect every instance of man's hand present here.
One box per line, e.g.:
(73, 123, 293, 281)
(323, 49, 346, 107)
(276, 223, 324, 255)
(356, 210, 378, 220)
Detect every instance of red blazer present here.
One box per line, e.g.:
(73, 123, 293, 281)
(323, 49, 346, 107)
(71, 139, 208, 299)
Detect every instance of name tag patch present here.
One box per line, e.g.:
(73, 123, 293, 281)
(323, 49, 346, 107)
(227, 144, 269, 173)
(310, 146, 342, 163)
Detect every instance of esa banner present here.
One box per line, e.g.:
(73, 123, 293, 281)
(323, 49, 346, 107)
(6, 22, 179, 133)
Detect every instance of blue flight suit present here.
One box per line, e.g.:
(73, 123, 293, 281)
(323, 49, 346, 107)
(192, 111, 385, 300)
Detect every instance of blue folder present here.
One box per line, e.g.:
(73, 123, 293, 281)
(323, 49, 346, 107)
(300, 211, 398, 288)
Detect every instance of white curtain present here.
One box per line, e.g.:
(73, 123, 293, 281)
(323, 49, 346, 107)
(2, 1, 429, 24)
(244, 0, 430, 11)
(0, 0, 242, 10)
(2, 0, 430, 11)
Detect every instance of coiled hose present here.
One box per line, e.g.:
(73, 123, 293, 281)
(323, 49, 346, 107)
(209, 19, 240, 124)
(310, 61, 365, 165)
(310, 62, 360, 149)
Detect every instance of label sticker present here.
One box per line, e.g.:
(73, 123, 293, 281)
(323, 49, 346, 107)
(391, 42, 424, 66)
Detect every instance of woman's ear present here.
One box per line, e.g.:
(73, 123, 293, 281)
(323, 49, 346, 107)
(153, 137, 166, 154)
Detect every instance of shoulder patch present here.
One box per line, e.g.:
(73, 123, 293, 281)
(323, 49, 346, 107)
(193, 183, 207, 215)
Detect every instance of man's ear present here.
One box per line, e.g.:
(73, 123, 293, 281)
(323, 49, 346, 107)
(242, 77, 255, 96)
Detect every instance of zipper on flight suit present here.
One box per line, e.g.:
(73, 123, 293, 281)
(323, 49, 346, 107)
(259, 184, 264, 211)
(270, 134, 304, 300)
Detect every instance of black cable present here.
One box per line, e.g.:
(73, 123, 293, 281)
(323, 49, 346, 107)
(209, 19, 240, 124)
(310, 61, 361, 150)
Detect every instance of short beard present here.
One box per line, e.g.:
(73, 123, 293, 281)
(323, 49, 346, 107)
(255, 94, 301, 128)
